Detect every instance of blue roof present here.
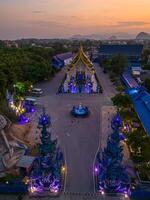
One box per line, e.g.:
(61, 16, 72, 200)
(122, 72, 139, 88)
(123, 72, 150, 137)
(52, 52, 73, 69)
(99, 44, 143, 56)
(127, 88, 150, 137)
(53, 52, 73, 61)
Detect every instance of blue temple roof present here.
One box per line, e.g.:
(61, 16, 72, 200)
(127, 87, 150, 137)
(99, 44, 143, 56)
(53, 52, 73, 61)
(52, 52, 73, 69)
(123, 71, 150, 137)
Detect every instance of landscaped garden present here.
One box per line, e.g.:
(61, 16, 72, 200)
(111, 93, 150, 182)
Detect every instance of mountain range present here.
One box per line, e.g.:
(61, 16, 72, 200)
(71, 32, 150, 40)
(136, 32, 150, 40)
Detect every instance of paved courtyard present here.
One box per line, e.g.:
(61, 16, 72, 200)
(34, 63, 117, 193)
(0, 64, 128, 200)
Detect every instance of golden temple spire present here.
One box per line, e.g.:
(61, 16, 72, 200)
(71, 45, 93, 69)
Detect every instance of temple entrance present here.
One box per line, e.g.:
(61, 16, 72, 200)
(76, 71, 85, 86)
(58, 46, 102, 94)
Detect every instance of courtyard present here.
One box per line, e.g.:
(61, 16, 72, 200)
(34, 63, 117, 193)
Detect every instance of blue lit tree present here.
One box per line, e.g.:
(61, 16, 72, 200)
(39, 125, 57, 156)
(38, 108, 51, 128)
(29, 108, 64, 194)
(97, 114, 130, 195)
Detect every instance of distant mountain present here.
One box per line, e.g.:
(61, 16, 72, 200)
(108, 35, 118, 40)
(136, 32, 150, 40)
(71, 34, 104, 40)
(71, 32, 135, 40)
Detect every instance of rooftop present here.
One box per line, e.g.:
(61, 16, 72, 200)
(68, 46, 94, 73)
(54, 52, 73, 61)
(127, 87, 150, 137)
(99, 44, 143, 56)
(122, 72, 139, 88)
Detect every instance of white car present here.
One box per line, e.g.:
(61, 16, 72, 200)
(31, 88, 43, 96)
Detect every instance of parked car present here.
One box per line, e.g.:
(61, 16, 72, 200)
(31, 88, 43, 96)
(24, 97, 37, 106)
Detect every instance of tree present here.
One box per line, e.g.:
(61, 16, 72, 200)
(97, 115, 130, 194)
(142, 49, 150, 64)
(143, 78, 150, 93)
(0, 46, 60, 120)
(102, 58, 111, 71)
(116, 85, 125, 93)
(111, 94, 132, 109)
(29, 109, 64, 194)
(111, 54, 127, 75)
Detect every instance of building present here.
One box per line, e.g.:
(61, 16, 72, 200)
(4, 41, 19, 48)
(99, 44, 143, 65)
(127, 87, 150, 137)
(122, 72, 139, 88)
(59, 46, 101, 94)
(52, 52, 73, 70)
(131, 66, 142, 77)
(122, 71, 150, 137)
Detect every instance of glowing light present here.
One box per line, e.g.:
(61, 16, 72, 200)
(124, 194, 128, 198)
(101, 190, 104, 195)
(9, 100, 25, 116)
(54, 189, 58, 193)
(62, 166, 66, 172)
(30, 186, 37, 193)
(95, 167, 98, 172)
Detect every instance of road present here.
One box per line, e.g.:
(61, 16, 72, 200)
(35, 63, 116, 193)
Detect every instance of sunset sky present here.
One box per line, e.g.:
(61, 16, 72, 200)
(0, 0, 150, 39)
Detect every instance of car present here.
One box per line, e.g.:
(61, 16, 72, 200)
(31, 88, 43, 96)
(24, 97, 37, 106)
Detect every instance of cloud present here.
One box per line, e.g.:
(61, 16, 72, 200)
(117, 21, 149, 27)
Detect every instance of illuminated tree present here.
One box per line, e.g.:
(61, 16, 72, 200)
(29, 109, 64, 194)
(97, 114, 130, 195)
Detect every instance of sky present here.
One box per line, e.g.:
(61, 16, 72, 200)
(0, 0, 150, 39)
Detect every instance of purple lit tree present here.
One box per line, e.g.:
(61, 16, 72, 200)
(97, 114, 130, 195)
(29, 108, 64, 194)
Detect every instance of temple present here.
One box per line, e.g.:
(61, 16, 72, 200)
(59, 46, 101, 94)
